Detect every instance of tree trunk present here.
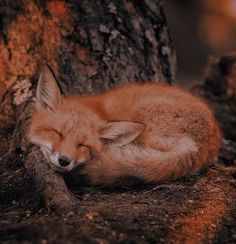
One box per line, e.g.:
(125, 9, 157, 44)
(1, 0, 176, 212)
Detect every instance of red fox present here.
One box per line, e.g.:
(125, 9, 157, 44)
(28, 66, 221, 185)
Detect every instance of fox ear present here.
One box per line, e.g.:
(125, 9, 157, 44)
(99, 121, 145, 146)
(36, 65, 62, 110)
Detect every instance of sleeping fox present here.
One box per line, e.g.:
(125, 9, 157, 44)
(28, 65, 221, 185)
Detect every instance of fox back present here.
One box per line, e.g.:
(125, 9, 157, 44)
(28, 66, 221, 185)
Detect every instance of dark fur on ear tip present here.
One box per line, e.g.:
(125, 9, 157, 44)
(40, 64, 57, 80)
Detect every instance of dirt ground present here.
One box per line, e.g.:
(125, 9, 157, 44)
(0, 123, 235, 244)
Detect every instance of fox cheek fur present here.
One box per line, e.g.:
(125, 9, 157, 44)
(28, 65, 221, 186)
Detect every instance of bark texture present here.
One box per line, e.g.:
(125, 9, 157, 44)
(1, 0, 176, 212)
(0, 0, 175, 125)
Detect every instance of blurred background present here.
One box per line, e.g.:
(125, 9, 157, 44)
(164, 0, 236, 84)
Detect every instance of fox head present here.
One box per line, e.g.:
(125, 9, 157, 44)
(28, 65, 145, 173)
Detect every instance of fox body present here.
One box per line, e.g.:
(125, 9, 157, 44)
(28, 66, 221, 185)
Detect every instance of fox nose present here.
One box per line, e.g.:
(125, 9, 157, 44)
(58, 156, 71, 167)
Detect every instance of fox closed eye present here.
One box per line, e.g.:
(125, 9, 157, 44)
(50, 128, 64, 139)
(77, 143, 89, 149)
(40, 127, 64, 139)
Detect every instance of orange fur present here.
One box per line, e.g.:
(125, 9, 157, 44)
(28, 66, 221, 185)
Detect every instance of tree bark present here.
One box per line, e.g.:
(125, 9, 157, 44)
(1, 0, 176, 212)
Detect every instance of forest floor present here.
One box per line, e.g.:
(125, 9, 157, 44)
(0, 94, 236, 244)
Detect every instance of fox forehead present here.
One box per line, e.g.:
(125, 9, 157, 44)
(31, 99, 103, 138)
